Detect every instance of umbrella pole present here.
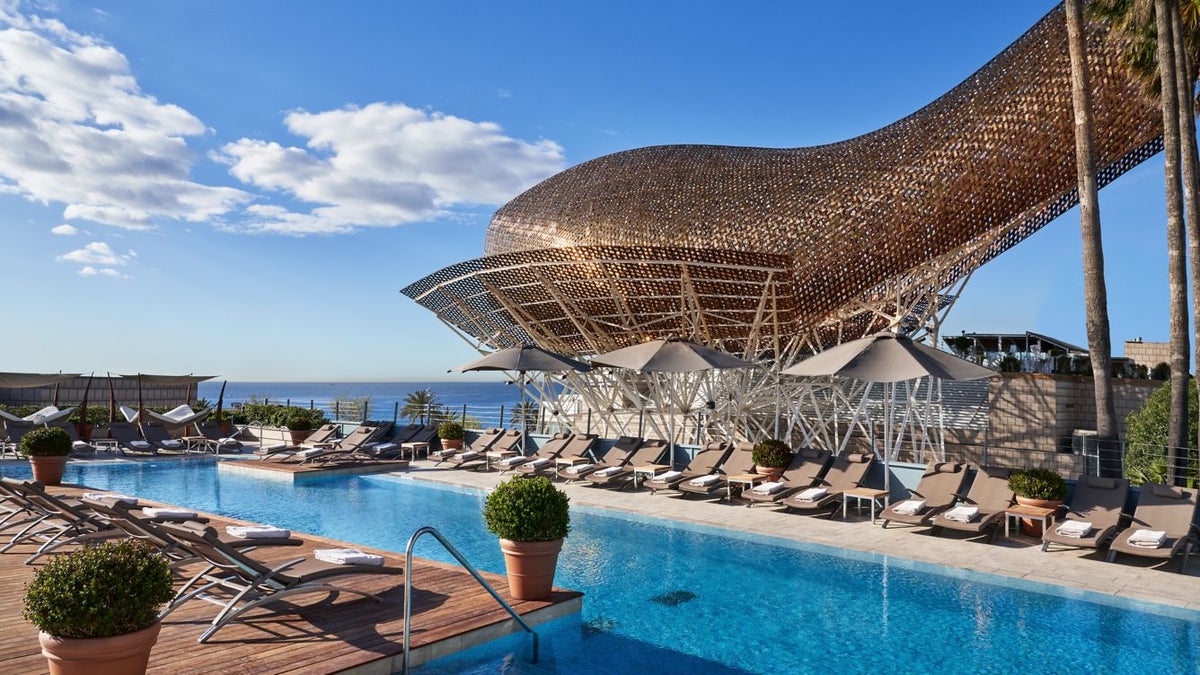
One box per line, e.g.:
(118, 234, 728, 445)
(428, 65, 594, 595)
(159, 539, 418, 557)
(883, 382, 892, 495)
(520, 371, 527, 455)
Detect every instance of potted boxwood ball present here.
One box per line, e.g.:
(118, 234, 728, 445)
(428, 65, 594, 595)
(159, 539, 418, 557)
(437, 421, 465, 451)
(1008, 468, 1067, 536)
(283, 411, 313, 447)
(483, 476, 570, 600)
(19, 426, 72, 486)
(751, 439, 792, 481)
(23, 539, 175, 675)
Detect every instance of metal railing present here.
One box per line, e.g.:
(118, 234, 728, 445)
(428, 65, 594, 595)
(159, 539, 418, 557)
(402, 525, 538, 673)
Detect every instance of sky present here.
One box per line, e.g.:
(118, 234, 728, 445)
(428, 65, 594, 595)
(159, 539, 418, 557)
(0, 0, 1181, 380)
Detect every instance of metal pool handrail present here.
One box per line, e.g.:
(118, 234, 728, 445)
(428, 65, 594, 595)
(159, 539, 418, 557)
(402, 525, 538, 673)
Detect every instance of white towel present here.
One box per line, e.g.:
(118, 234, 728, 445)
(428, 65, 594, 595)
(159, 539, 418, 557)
(226, 525, 291, 539)
(84, 492, 138, 505)
(496, 456, 525, 468)
(655, 470, 683, 483)
(141, 507, 197, 519)
(566, 463, 594, 475)
(261, 443, 287, 452)
(1054, 520, 1093, 538)
(372, 442, 398, 453)
(593, 466, 623, 477)
(160, 439, 183, 449)
(943, 505, 979, 523)
(130, 440, 153, 450)
(528, 458, 552, 468)
(687, 474, 721, 487)
(218, 437, 240, 446)
(796, 487, 828, 502)
(1127, 529, 1167, 548)
(314, 548, 384, 566)
(72, 441, 92, 450)
(456, 451, 481, 462)
(891, 499, 926, 515)
(751, 482, 785, 495)
(296, 447, 324, 458)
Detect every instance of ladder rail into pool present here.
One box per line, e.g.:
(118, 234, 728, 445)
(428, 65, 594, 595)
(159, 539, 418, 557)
(402, 525, 538, 673)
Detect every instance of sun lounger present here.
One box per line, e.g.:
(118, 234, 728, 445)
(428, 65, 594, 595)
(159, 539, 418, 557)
(103, 421, 158, 455)
(677, 441, 757, 498)
(0, 478, 121, 564)
(494, 433, 572, 473)
(1, 419, 38, 458)
(643, 441, 733, 493)
(929, 467, 1013, 541)
(192, 421, 243, 452)
(520, 433, 598, 476)
(1107, 483, 1199, 572)
(449, 429, 523, 469)
(779, 452, 875, 515)
(880, 461, 968, 528)
(430, 427, 504, 463)
(159, 519, 403, 643)
(555, 435, 638, 481)
(1040, 475, 1130, 553)
(743, 448, 832, 507)
(298, 424, 393, 464)
(581, 439, 670, 488)
(140, 422, 186, 452)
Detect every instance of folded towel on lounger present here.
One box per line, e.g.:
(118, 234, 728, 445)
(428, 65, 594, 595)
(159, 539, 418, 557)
(159, 439, 183, 449)
(456, 451, 481, 462)
(296, 448, 324, 458)
(566, 464, 594, 475)
(73, 441, 92, 450)
(496, 456, 525, 468)
(891, 499, 926, 515)
(314, 548, 384, 566)
(796, 487, 828, 502)
(751, 482, 785, 495)
(1054, 520, 1093, 538)
(688, 474, 721, 487)
(259, 443, 287, 452)
(129, 440, 153, 450)
(84, 492, 138, 505)
(942, 505, 980, 523)
(226, 525, 291, 539)
(527, 458, 552, 468)
(141, 507, 197, 519)
(593, 466, 623, 478)
(372, 442, 398, 454)
(1127, 529, 1167, 548)
(654, 470, 683, 483)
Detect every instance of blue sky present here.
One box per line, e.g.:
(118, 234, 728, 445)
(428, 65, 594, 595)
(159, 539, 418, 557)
(0, 1, 1177, 380)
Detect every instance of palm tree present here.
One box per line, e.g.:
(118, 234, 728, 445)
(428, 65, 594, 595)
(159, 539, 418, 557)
(508, 401, 539, 432)
(1064, 0, 1119, 476)
(400, 389, 442, 424)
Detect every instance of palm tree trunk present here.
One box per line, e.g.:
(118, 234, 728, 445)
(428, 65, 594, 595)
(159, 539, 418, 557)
(1065, 0, 1119, 476)
(1171, 2, 1198, 487)
(1155, 0, 1189, 483)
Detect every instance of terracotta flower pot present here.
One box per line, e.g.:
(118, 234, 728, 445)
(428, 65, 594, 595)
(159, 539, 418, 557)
(75, 423, 93, 442)
(1014, 495, 1063, 536)
(499, 538, 562, 601)
(29, 456, 68, 487)
(288, 429, 311, 446)
(39, 621, 161, 675)
(756, 467, 786, 482)
(441, 439, 463, 451)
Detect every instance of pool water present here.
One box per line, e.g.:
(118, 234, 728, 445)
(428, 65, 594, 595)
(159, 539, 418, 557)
(5, 459, 1198, 674)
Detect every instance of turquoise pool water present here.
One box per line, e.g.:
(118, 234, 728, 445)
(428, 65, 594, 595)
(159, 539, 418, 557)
(5, 459, 1198, 674)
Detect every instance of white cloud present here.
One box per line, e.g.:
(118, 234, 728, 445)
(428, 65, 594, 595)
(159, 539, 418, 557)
(0, 4, 250, 230)
(50, 223, 77, 235)
(214, 102, 566, 234)
(57, 240, 133, 266)
(78, 265, 121, 277)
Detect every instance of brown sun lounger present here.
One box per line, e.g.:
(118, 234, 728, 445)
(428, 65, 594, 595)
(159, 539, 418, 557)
(430, 426, 504, 463)
(494, 433, 572, 473)
(643, 441, 733, 493)
(289, 424, 390, 464)
(557, 435, 640, 481)
(779, 452, 875, 515)
(1041, 476, 1129, 553)
(1107, 483, 1199, 572)
(581, 439, 670, 488)
(929, 467, 1013, 541)
(107, 421, 157, 455)
(520, 433, 598, 476)
(449, 429, 523, 469)
(140, 421, 187, 452)
(742, 447, 832, 507)
(880, 461, 968, 528)
(676, 441, 757, 497)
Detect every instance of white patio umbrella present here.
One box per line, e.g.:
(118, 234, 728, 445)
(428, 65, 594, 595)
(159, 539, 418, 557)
(781, 331, 995, 492)
(457, 345, 591, 453)
(591, 337, 755, 467)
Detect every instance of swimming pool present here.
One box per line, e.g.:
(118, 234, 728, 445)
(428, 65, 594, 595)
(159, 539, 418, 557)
(5, 459, 1198, 673)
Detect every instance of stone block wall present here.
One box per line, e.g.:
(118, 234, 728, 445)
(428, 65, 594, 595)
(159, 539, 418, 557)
(1123, 339, 1171, 371)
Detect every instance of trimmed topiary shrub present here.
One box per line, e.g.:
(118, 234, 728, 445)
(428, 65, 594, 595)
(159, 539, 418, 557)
(18, 426, 71, 457)
(23, 539, 174, 639)
(751, 439, 792, 469)
(1008, 468, 1067, 500)
(437, 421, 464, 440)
(483, 476, 570, 542)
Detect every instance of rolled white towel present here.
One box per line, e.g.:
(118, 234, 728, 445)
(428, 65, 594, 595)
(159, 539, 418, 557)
(226, 525, 291, 539)
(455, 451, 481, 462)
(687, 474, 722, 487)
(653, 470, 683, 483)
(260, 443, 287, 452)
(141, 507, 197, 519)
(496, 456, 527, 468)
(943, 505, 980, 523)
(72, 441, 92, 450)
(796, 487, 828, 502)
(1054, 520, 1093, 538)
(751, 481, 785, 495)
(372, 442, 398, 454)
(1127, 529, 1167, 548)
(84, 492, 138, 505)
(314, 548, 384, 566)
(527, 458, 552, 468)
(129, 440, 153, 450)
(891, 499, 926, 516)
(593, 466, 624, 478)
(296, 448, 325, 458)
(565, 463, 594, 475)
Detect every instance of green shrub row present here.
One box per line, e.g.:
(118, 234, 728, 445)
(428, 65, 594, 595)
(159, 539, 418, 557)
(231, 403, 326, 430)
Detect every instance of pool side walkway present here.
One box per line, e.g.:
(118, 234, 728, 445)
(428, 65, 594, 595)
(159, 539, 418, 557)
(404, 460, 1200, 614)
(0, 480, 581, 675)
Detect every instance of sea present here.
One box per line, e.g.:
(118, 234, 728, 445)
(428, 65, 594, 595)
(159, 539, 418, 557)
(196, 380, 523, 424)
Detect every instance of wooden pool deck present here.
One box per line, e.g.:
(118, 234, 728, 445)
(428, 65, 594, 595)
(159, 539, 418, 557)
(0, 484, 582, 674)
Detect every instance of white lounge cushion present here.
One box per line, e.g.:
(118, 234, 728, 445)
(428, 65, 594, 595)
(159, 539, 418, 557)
(314, 548, 384, 566)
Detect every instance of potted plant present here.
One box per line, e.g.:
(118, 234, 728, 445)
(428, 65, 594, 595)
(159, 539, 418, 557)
(437, 421, 465, 451)
(19, 426, 72, 486)
(751, 439, 792, 481)
(1008, 467, 1067, 536)
(483, 476, 570, 601)
(283, 410, 313, 446)
(23, 539, 175, 675)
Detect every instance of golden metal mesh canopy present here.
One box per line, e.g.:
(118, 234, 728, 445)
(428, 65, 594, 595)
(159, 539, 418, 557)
(404, 5, 1162, 359)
